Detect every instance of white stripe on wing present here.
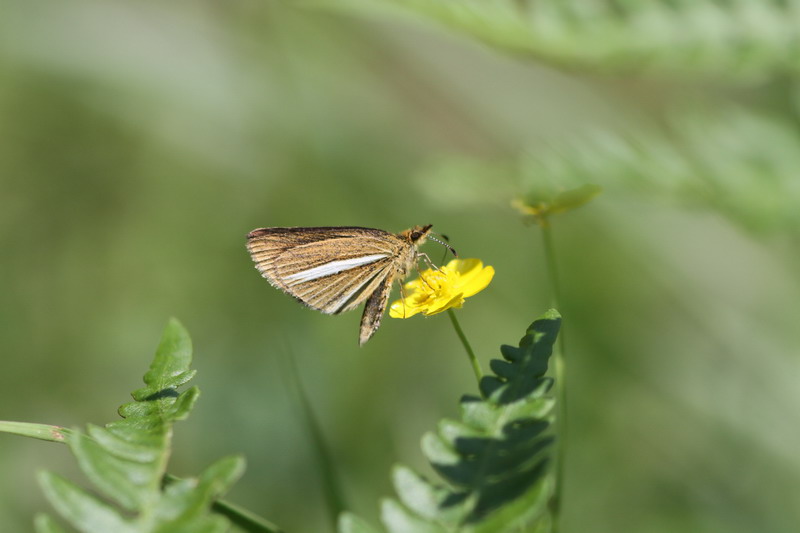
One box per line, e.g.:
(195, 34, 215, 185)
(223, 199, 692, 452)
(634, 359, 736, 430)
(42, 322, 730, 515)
(284, 254, 388, 284)
(328, 273, 379, 314)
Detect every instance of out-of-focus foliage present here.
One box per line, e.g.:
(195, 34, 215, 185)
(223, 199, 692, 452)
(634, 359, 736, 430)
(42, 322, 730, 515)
(518, 108, 800, 236)
(1, 0, 799, 532)
(418, 108, 800, 236)
(374, 0, 800, 80)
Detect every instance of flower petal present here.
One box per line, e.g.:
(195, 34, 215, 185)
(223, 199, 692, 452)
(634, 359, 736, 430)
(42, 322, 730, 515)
(424, 294, 464, 315)
(447, 258, 483, 282)
(389, 299, 423, 318)
(460, 265, 494, 298)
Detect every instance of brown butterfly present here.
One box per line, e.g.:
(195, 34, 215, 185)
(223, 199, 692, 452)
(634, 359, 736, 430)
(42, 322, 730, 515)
(246, 225, 456, 345)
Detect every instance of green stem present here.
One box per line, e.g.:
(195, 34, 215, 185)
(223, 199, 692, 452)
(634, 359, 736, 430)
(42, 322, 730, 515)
(165, 474, 284, 533)
(447, 309, 483, 385)
(282, 348, 345, 531)
(539, 218, 567, 532)
(0, 421, 71, 442)
(211, 498, 285, 533)
(541, 219, 563, 312)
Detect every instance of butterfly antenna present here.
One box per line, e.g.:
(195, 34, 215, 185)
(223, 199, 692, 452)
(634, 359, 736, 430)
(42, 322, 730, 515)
(429, 233, 457, 258)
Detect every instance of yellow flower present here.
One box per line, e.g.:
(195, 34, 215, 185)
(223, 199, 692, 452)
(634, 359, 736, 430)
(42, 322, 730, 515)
(389, 258, 494, 318)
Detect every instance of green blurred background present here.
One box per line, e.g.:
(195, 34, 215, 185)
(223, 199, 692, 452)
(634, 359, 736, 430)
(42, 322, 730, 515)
(1, 1, 799, 532)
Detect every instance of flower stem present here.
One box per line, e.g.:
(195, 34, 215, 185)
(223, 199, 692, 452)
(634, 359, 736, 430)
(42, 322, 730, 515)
(539, 217, 567, 533)
(540, 219, 563, 311)
(447, 309, 483, 385)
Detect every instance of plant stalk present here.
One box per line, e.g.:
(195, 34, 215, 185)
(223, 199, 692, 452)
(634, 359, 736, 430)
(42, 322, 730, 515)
(539, 217, 567, 533)
(447, 309, 483, 385)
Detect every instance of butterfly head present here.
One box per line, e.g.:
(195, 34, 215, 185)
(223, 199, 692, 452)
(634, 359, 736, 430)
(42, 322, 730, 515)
(404, 224, 433, 244)
(402, 224, 457, 258)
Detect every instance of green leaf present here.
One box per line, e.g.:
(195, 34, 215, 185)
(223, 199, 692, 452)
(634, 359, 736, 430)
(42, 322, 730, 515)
(550, 184, 603, 214)
(519, 108, 800, 236)
(514, 183, 602, 221)
(381, 499, 447, 533)
(391, 466, 450, 522)
(131, 317, 195, 401)
(359, 0, 800, 81)
(35, 319, 250, 533)
(415, 106, 800, 237)
(34, 513, 70, 533)
(37, 471, 135, 533)
(157, 456, 246, 523)
(206, 496, 285, 533)
(481, 309, 560, 404)
(69, 429, 153, 511)
(342, 311, 561, 533)
(338, 513, 383, 533)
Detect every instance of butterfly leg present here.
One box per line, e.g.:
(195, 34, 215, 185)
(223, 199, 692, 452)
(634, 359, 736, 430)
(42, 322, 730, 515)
(413, 258, 440, 291)
(417, 252, 443, 271)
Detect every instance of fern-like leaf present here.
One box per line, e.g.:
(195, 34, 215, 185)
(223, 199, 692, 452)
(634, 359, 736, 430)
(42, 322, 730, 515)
(341, 310, 561, 533)
(519, 107, 800, 237)
(35, 318, 245, 533)
(413, 106, 800, 237)
(370, 0, 800, 81)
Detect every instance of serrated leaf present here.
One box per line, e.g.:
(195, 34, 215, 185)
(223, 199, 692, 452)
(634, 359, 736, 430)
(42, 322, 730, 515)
(466, 478, 552, 533)
(34, 514, 70, 533)
(37, 471, 135, 533)
(518, 108, 800, 236)
(482, 311, 561, 404)
(170, 387, 202, 421)
(69, 429, 156, 511)
(86, 425, 160, 463)
(344, 311, 561, 533)
(153, 516, 229, 533)
(458, 401, 498, 431)
(35, 319, 254, 533)
(366, 0, 800, 81)
(134, 317, 194, 400)
(420, 432, 459, 467)
(391, 466, 448, 521)
(158, 456, 246, 523)
(381, 499, 447, 533)
(467, 457, 550, 521)
(338, 512, 382, 533)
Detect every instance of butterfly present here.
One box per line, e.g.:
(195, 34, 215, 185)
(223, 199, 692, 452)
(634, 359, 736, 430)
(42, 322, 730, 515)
(246, 224, 455, 345)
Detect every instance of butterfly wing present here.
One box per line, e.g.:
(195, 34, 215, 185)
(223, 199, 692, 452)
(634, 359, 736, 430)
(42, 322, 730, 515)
(247, 227, 402, 315)
(286, 258, 395, 314)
